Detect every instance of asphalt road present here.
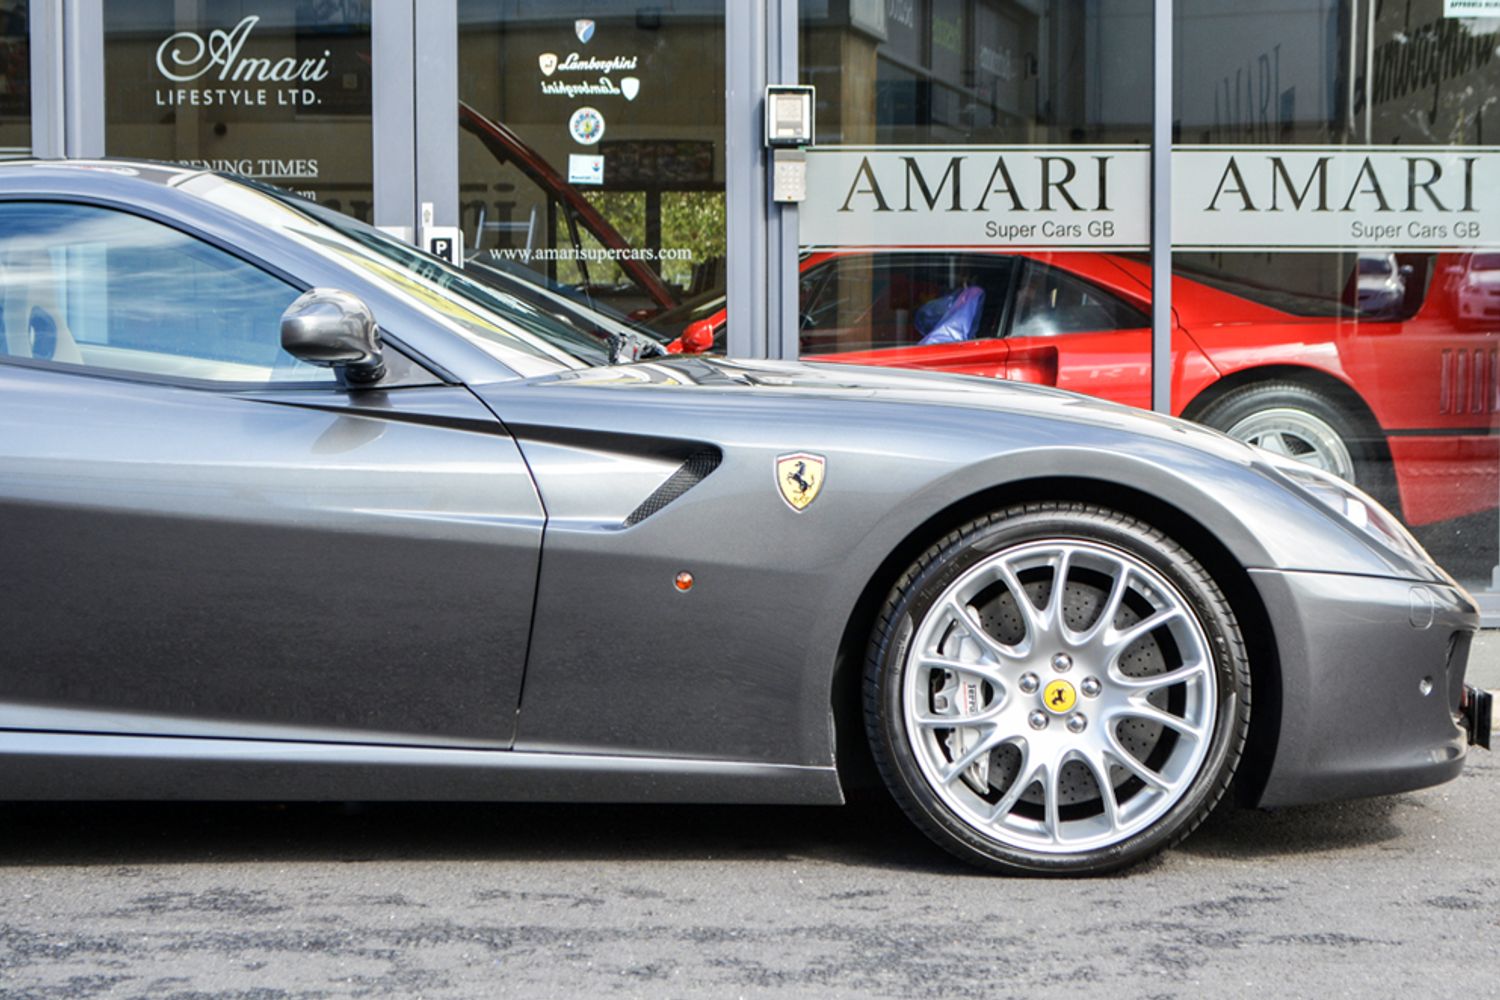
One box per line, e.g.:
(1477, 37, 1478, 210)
(1, 653, 1497, 999)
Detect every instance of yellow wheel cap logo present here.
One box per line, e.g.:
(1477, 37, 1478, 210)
(1043, 679, 1077, 714)
(776, 452, 826, 512)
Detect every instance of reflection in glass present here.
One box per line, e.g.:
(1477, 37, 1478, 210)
(1174, 0, 1500, 594)
(457, 2, 726, 330)
(802, 0, 1150, 146)
(0, 0, 28, 158)
(104, 0, 374, 220)
(791, 0, 1156, 398)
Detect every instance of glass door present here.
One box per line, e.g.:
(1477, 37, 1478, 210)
(455, 2, 727, 346)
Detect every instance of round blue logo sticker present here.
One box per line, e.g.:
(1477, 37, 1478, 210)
(569, 107, 606, 145)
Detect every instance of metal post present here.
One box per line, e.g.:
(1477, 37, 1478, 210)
(28, 0, 64, 158)
(725, 0, 769, 358)
(1150, 0, 1173, 414)
(63, 0, 103, 158)
(414, 1, 458, 238)
(767, 0, 800, 360)
(372, 0, 417, 239)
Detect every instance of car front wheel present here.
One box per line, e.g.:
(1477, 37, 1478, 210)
(866, 503, 1250, 875)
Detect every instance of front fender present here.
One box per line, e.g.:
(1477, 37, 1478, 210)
(480, 376, 1427, 786)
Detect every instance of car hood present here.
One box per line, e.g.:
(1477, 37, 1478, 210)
(523, 354, 1261, 466)
(474, 354, 1448, 584)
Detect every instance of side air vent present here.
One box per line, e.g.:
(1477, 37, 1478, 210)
(1439, 347, 1498, 415)
(624, 448, 722, 526)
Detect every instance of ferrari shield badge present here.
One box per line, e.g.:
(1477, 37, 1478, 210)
(776, 452, 826, 512)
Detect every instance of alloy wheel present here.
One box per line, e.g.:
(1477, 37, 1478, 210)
(901, 539, 1217, 854)
(1224, 406, 1357, 481)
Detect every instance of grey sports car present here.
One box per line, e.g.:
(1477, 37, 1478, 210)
(0, 161, 1491, 875)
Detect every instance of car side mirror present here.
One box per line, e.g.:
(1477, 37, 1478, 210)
(280, 288, 386, 384)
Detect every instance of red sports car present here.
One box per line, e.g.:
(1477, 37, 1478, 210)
(656, 250, 1499, 527)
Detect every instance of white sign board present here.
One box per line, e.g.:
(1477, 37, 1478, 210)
(1445, 0, 1500, 15)
(1174, 147, 1500, 251)
(568, 153, 604, 185)
(801, 146, 1150, 251)
(803, 145, 1500, 252)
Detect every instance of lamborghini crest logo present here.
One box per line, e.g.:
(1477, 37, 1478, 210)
(776, 452, 826, 512)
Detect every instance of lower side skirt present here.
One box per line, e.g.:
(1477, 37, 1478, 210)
(0, 731, 846, 805)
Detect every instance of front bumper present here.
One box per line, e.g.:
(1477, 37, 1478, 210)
(1250, 569, 1480, 808)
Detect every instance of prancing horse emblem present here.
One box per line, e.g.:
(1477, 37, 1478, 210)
(776, 452, 826, 512)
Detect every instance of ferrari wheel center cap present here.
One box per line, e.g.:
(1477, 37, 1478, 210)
(1041, 679, 1078, 715)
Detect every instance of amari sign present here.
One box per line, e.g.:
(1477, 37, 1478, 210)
(801, 147, 1150, 251)
(104, 4, 374, 219)
(802, 146, 1500, 252)
(1175, 147, 1499, 251)
(154, 16, 331, 109)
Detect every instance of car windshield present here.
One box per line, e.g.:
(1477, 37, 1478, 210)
(639, 290, 727, 338)
(190, 173, 613, 370)
(461, 254, 673, 348)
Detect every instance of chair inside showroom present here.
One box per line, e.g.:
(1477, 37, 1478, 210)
(0, 248, 85, 365)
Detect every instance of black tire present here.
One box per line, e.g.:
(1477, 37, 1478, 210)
(865, 502, 1250, 876)
(1193, 380, 1398, 515)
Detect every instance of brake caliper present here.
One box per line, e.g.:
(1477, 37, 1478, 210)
(934, 634, 991, 792)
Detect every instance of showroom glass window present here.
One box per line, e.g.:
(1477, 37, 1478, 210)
(456, 1, 726, 330)
(795, 0, 1157, 389)
(1174, 0, 1500, 594)
(0, 0, 28, 158)
(103, 0, 374, 221)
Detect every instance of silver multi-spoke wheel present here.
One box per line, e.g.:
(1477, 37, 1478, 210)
(1224, 407, 1356, 481)
(868, 504, 1248, 874)
(903, 540, 1215, 854)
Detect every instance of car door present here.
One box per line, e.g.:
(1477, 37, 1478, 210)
(798, 253, 1015, 376)
(999, 254, 1157, 409)
(0, 201, 543, 747)
(1336, 251, 1500, 523)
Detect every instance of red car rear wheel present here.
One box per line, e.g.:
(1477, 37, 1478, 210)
(1195, 380, 1398, 514)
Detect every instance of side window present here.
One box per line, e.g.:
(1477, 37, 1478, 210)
(1009, 263, 1150, 338)
(0, 202, 331, 385)
(799, 254, 1013, 354)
